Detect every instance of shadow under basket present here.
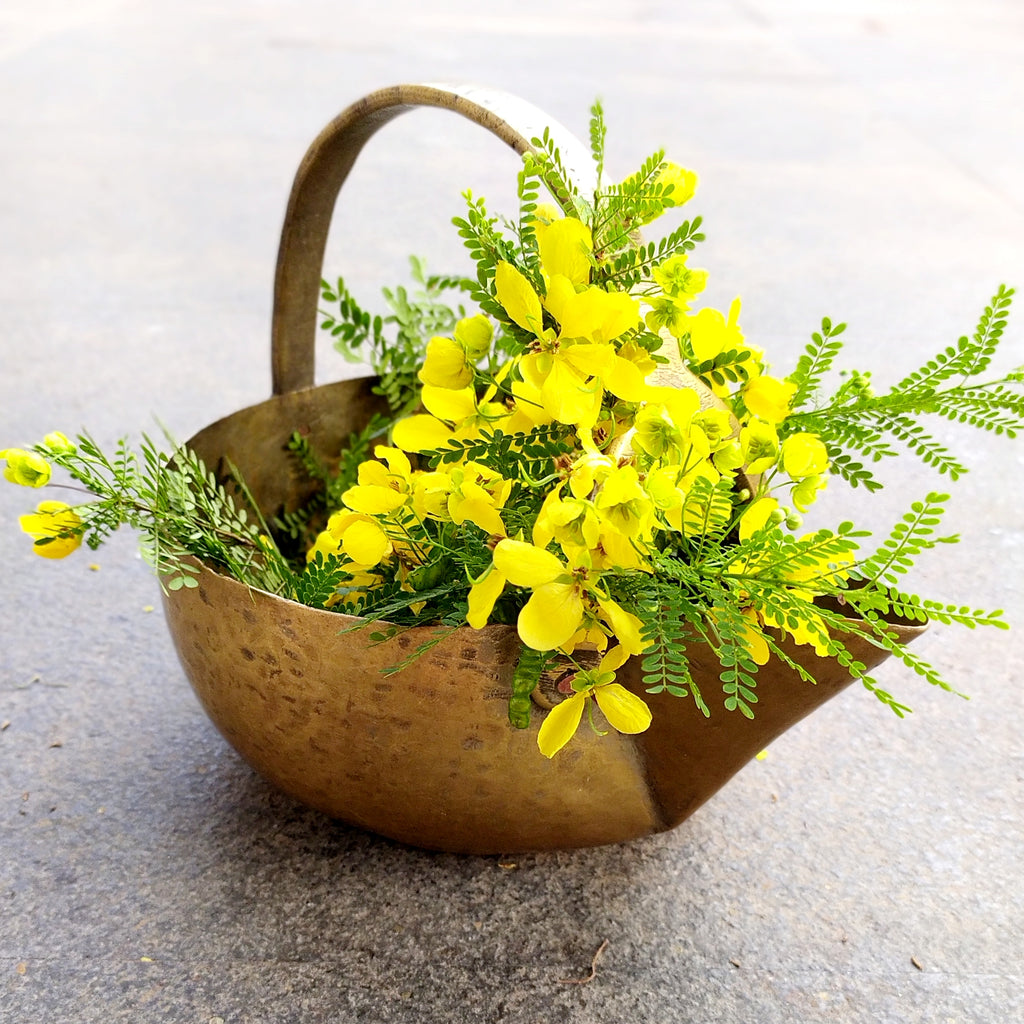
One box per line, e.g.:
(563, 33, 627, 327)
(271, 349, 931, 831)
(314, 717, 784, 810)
(161, 84, 924, 854)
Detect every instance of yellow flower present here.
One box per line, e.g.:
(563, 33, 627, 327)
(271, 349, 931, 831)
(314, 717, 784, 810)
(518, 345, 607, 427)
(410, 470, 454, 520)
(446, 462, 511, 537)
(492, 237, 647, 430)
(652, 254, 708, 303)
(537, 475, 652, 573)
(1, 448, 51, 487)
(712, 440, 745, 473)
(308, 510, 392, 567)
(644, 295, 689, 337)
(692, 408, 736, 453)
(532, 489, 601, 552)
(781, 432, 829, 478)
(792, 474, 828, 511)
(19, 500, 82, 558)
(653, 163, 698, 206)
(491, 539, 646, 655)
(743, 375, 797, 423)
(684, 299, 745, 364)
(739, 421, 781, 474)
(342, 447, 415, 515)
(593, 464, 655, 544)
(566, 441, 615, 500)
(393, 382, 510, 453)
(536, 645, 652, 758)
(632, 403, 685, 460)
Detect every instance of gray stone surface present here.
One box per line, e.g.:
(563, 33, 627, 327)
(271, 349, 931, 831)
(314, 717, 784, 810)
(1, 1, 1022, 1021)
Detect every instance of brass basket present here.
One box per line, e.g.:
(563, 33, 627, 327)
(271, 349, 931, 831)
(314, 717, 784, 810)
(162, 84, 924, 854)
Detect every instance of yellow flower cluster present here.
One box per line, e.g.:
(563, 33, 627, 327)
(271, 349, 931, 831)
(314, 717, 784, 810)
(307, 207, 835, 756)
(3, 435, 84, 559)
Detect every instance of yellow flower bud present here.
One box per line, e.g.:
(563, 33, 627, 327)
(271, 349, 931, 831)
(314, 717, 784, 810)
(42, 432, 76, 455)
(453, 315, 492, 360)
(418, 336, 472, 389)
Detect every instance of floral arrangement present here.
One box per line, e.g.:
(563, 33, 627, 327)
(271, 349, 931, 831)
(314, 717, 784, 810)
(4, 102, 1021, 759)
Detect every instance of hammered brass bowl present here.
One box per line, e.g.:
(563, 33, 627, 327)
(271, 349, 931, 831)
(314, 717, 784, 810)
(162, 85, 924, 854)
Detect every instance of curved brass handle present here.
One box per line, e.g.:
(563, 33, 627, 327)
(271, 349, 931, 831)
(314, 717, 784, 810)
(271, 83, 596, 396)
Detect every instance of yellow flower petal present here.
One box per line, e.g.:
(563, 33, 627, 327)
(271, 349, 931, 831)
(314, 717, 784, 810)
(599, 644, 631, 674)
(341, 484, 407, 515)
(593, 683, 652, 734)
(449, 495, 506, 537)
(493, 539, 565, 588)
(596, 597, 646, 655)
(739, 497, 779, 541)
(560, 342, 613, 379)
(537, 692, 587, 758)
(781, 432, 829, 478)
(538, 217, 593, 287)
(738, 608, 771, 666)
(654, 163, 698, 206)
(593, 290, 642, 344)
(744, 376, 797, 424)
(495, 261, 543, 334)
(341, 519, 391, 566)
(553, 285, 612, 340)
(422, 385, 478, 424)
(686, 307, 733, 363)
(517, 583, 584, 651)
(466, 567, 506, 629)
(391, 415, 455, 454)
(603, 354, 649, 403)
(540, 357, 603, 427)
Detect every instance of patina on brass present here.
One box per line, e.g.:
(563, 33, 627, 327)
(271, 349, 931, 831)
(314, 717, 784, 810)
(162, 85, 924, 854)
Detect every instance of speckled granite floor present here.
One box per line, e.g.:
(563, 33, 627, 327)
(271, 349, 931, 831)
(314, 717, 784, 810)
(1, 2, 1022, 1021)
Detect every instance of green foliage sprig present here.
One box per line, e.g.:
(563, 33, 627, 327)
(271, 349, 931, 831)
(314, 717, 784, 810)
(23, 431, 292, 595)
(321, 256, 471, 415)
(784, 286, 1022, 489)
